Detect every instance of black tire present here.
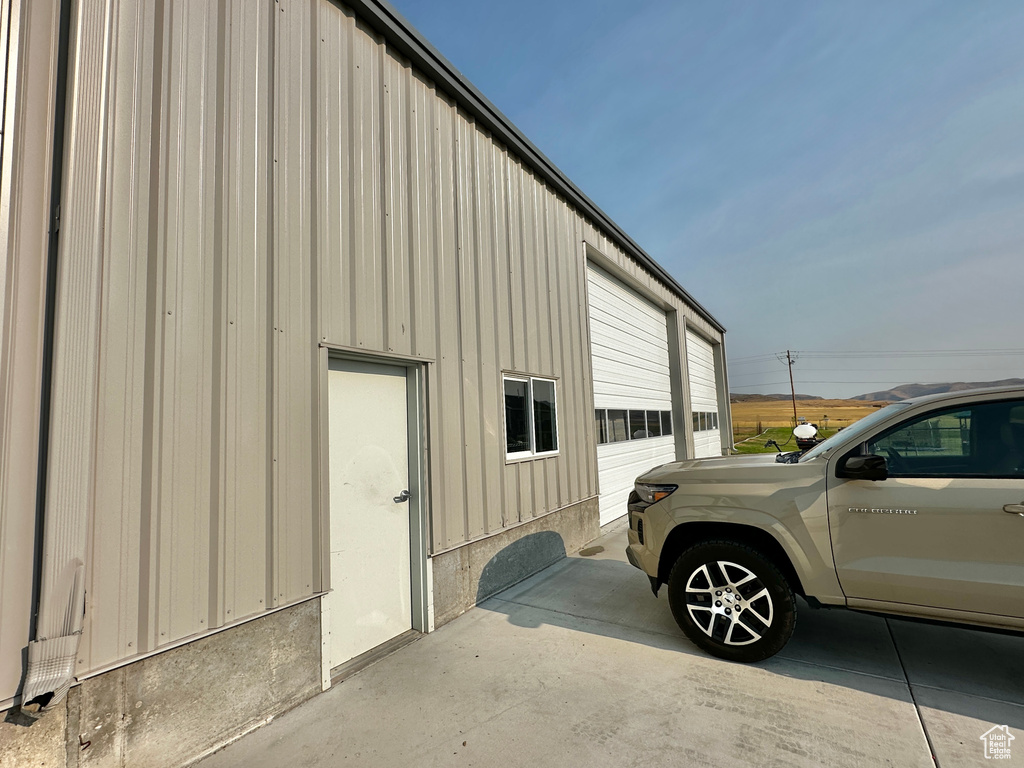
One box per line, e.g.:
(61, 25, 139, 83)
(666, 539, 796, 663)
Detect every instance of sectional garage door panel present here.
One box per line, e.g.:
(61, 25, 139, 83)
(587, 267, 672, 409)
(587, 264, 678, 525)
(686, 329, 721, 459)
(595, 437, 675, 526)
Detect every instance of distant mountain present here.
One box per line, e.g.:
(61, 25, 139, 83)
(730, 393, 823, 403)
(851, 378, 1024, 402)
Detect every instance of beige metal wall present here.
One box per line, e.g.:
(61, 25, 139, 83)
(48, 0, 319, 676)
(0, 0, 63, 708)
(316, 1, 598, 550)
(41, 0, 721, 679)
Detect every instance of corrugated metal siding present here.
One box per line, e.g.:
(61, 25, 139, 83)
(50, 0, 319, 674)
(316, 1, 597, 551)
(0, 0, 60, 706)
(43, 0, 719, 676)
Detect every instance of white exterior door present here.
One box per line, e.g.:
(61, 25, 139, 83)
(587, 264, 678, 526)
(686, 329, 721, 459)
(326, 359, 412, 669)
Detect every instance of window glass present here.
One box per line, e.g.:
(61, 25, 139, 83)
(801, 401, 913, 462)
(504, 379, 530, 454)
(692, 412, 699, 432)
(608, 410, 628, 442)
(595, 409, 608, 445)
(867, 399, 1024, 477)
(646, 410, 662, 438)
(711, 412, 718, 430)
(661, 411, 673, 436)
(869, 409, 969, 460)
(533, 379, 558, 453)
(699, 412, 707, 431)
(629, 410, 648, 439)
(987, 402, 1024, 476)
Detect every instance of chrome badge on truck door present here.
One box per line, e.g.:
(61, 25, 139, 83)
(848, 507, 918, 515)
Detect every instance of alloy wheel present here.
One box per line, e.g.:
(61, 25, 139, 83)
(684, 560, 774, 646)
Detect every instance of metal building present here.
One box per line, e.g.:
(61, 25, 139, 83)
(0, 0, 730, 764)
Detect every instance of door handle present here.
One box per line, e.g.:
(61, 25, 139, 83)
(393, 489, 411, 504)
(1004, 504, 1024, 515)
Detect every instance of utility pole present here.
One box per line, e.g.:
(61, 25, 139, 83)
(774, 350, 800, 425)
(786, 350, 798, 426)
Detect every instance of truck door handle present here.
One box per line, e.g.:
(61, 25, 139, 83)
(1003, 504, 1024, 515)
(393, 489, 411, 504)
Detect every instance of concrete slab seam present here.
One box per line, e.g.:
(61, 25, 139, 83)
(886, 618, 940, 768)
(907, 683, 1024, 710)
(773, 654, 907, 685)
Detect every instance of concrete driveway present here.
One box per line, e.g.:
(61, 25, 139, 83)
(199, 521, 1023, 767)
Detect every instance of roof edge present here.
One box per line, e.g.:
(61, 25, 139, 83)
(344, 0, 726, 335)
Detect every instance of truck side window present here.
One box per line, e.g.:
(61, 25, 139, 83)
(867, 400, 1024, 478)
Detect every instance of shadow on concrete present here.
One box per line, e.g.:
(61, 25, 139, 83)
(474, 530, 567, 605)
(476, 551, 1024, 729)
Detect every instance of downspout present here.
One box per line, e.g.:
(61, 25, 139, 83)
(21, 0, 76, 718)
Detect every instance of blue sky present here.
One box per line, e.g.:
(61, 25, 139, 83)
(393, 0, 1024, 397)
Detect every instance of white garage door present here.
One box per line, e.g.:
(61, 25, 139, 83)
(686, 329, 722, 459)
(588, 265, 678, 526)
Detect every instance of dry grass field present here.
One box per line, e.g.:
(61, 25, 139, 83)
(731, 398, 890, 444)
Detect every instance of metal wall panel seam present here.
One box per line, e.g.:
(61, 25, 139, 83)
(486, 139, 510, 531)
(470, 130, 500, 535)
(85, 0, 151, 669)
(263, 0, 278, 615)
(454, 112, 482, 541)
(433, 93, 463, 550)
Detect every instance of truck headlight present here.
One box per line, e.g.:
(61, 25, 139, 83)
(634, 483, 677, 504)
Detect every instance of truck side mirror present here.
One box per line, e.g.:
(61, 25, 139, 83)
(837, 453, 888, 481)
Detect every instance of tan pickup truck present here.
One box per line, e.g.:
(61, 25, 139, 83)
(626, 386, 1024, 662)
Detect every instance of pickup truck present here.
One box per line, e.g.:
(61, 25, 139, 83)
(626, 386, 1024, 662)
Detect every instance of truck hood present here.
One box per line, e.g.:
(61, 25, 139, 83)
(641, 453, 779, 477)
(636, 453, 826, 502)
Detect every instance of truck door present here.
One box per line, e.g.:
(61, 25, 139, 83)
(826, 399, 1024, 619)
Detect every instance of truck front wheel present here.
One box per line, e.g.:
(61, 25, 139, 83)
(666, 540, 796, 663)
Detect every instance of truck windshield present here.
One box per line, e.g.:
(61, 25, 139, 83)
(798, 402, 913, 462)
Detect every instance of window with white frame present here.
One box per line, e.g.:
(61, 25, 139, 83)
(504, 376, 558, 459)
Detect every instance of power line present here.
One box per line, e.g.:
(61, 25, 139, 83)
(729, 348, 1024, 364)
(728, 365, 1022, 378)
(731, 379, 1011, 387)
(795, 350, 1024, 359)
